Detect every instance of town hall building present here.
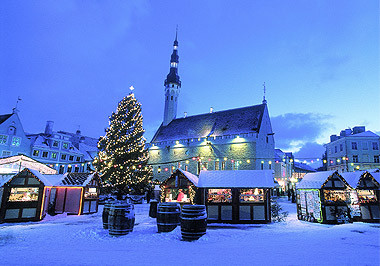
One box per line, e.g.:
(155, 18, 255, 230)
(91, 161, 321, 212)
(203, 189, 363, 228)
(148, 34, 276, 182)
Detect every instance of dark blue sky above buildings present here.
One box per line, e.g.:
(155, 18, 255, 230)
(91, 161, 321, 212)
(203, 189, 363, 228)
(1, 1, 379, 161)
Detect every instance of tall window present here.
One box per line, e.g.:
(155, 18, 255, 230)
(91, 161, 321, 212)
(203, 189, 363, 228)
(61, 154, 67, 160)
(33, 150, 39, 157)
(221, 161, 226, 170)
(374, 156, 379, 163)
(53, 141, 59, 148)
(59, 165, 65, 174)
(353, 155, 359, 163)
(373, 142, 379, 150)
(233, 161, 239, 170)
(62, 143, 69, 149)
(351, 142, 358, 150)
(334, 146, 337, 153)
(340, 144, 343, 152)
(202, 162, 208, 170)
(215, 161, 220, 170)
(42, 151, 48, 158)
(184, 165, 188, 171)
(51, 152, 57, 159)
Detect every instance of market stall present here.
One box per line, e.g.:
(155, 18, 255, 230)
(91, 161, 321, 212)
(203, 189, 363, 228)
(50, 172, 101, 215)
(197, 170, 274, 224)
(343, 171, 380, 223)
(160, 169, 198, 204)
(296, 171, 353, 224)
(0, 168, 52, 223)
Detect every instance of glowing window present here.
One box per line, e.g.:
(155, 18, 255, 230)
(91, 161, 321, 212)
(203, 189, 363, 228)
(8, 188, 39, 202)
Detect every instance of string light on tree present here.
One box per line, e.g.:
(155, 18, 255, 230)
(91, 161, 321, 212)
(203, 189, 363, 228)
(93, 87, 152, 199)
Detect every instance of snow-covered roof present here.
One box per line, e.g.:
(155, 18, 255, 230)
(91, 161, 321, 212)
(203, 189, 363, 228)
(340, 171, 363, 188)
(198, 170, 275, 188)
(178, 168, 198, 186)
(296, 171, 336, 189)
(57, 173, 97, 186)
(151, 104, 266, 142)
(371, 172, 380, 184)
(28, 168, 54, 186)
(0, 175, 14, 187)
(351, 131, 379, 138)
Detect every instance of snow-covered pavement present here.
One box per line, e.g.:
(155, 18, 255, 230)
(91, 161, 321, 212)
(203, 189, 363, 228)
(0, 198, 379, 266)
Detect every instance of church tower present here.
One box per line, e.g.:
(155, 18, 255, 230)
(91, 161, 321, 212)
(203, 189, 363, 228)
(163, 30, 181, 126)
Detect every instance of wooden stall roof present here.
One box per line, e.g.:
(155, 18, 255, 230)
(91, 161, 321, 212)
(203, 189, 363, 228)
(161, 169, 199, 187)
(296, 171, 351, 189)
(0, 169, 100, 188)
(0, 168, 54, 187)
(178, 169, 198, 186)
(341, 171, 364, 188)
(197, 170, 275, 188)
(296, 171, 334, 189)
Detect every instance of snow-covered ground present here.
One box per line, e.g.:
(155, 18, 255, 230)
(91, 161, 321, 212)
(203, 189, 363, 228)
(0, 198, 379, 266)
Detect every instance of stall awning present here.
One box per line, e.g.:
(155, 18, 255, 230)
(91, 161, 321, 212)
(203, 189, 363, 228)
(197, 170, 275, 188)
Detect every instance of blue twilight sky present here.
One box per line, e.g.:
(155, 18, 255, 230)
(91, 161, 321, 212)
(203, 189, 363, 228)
(0, 0, 379, 162)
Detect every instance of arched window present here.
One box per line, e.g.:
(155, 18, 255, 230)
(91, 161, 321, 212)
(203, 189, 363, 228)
(8, 126, 16, 135)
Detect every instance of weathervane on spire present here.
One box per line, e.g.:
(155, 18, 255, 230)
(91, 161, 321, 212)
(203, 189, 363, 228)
(262, 82, 267, 104)
(129, 86, 135, 91)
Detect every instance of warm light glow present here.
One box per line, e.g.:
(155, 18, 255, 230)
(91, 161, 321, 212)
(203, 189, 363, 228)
(261, 161, 264, 164)
(269, 161, 272, 164)
(176, 141, 179, 144)
(185, 160, 189, 164)
(78, 188, 84, 215)
(39, 188, 47, 220)
(224, 157, 227, 161)
(246, 160, 250, 163)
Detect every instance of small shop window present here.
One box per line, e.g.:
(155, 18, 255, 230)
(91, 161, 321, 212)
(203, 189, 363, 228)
(207, 189, 232, 203)
(8, 188, 39, 202)
(357, 190, 377, 204)
(239, 188, 264, 202)
(84, 187, 98, 199)
(164, 188, 190, 203)
(323, 190, 348, 204)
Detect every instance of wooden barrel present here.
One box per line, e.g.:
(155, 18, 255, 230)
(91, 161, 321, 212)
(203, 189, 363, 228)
(149, 200, 158, 218)
(102, 201, 113, 229)
(180, 205, 207, 241)
(157, 202, 180, 233)
(108, 202, 135, 236)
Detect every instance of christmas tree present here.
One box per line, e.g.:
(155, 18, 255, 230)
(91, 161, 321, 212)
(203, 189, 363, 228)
(93, 87, 152, 199)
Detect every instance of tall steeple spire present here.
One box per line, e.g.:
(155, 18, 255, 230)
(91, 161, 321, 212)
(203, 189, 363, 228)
(262, 82, 267, 104)
(163, 29, 181, 126)
(164, 27, 181, 88)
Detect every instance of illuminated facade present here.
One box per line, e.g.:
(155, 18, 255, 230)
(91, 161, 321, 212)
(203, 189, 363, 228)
(0, 111, 31, 158)
(325, 126, 380, 172)
(148, 34, 275, 182)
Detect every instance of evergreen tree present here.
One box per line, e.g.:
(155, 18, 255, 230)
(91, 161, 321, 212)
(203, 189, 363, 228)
(93, 89, 152, 199)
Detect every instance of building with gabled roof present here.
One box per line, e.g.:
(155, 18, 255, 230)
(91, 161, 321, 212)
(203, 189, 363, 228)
(0, 111, 31, 158)
(148, 33, 275, 182)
